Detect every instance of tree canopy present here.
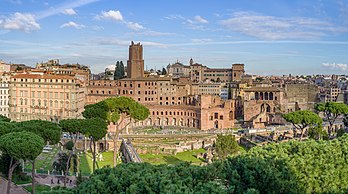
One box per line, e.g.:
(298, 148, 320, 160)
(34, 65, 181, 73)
(82, 118, 108, 141)
(315, 102, 348, 136)
(86, 96, 150, 167)
(0, 121, 17, 137)
(114, 61, 125, 80)
(283, 110, 322, 140)
(76, 163, 224, 194)
(0, 115, 11, 122)
(76, 135, 348, 193)
(60, 119, 86, 134)
(215, 134, 240, 160)
(0, 131, 45, 194)
(223, 135, 348, 193)
(15, 120, 62, 144)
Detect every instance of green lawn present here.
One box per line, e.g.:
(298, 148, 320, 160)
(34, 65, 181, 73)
(140, 149, 206, 165)
(79, 149, 206, 174)
(24, 185, 51, 194)
(24, 146, 59, 173)
(79, 151, 115, 175)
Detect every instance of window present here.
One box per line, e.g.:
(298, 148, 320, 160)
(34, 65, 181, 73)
(220, 115, 223, 120)
(214, 113, 218, 119)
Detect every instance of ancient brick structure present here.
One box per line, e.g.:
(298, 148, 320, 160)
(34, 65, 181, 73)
(127, 41, 144, 79)
(87, 42, 236, 130)
(243, 83, 319, 128)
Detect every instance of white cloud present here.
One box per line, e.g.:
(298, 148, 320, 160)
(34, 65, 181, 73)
(164, 14, 185, 20)
(193, 15, 208, 24)
(36, 0, 101, 19)
(164, 14, 209, 30)
(126, 22, 144, 31)
(220, 11, 348, 40)
(62, 8, 77, 15)
(191, 38, 212, 43)
(0, 12, 40, 32)
(60, 21, 85, 29)
(95, 10, 145, 31)
(95, 10, 123, 21)
(322, 63, 348, 71)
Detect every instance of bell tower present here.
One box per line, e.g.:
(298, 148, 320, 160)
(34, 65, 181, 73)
(127, 41, 144, 78)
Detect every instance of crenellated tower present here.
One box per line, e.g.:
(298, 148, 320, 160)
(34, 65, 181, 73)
(127, 41, 144, 78)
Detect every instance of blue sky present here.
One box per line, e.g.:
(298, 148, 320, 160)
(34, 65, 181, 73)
(1, 0, 348, 75)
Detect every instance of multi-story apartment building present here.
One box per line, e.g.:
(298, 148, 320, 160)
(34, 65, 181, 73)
(9, 73, 86, 122)
(36, 59, 91, 84)
(193, 82, 225, 96)
(0, 74, 10, 117)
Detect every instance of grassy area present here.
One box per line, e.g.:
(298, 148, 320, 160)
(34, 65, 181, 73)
(140, 149, 206, 165)
(79, 149, 206, 174)
(79, 151, 115, 175)
(24, 185, 51, 194)
(24, 146, 59, 172)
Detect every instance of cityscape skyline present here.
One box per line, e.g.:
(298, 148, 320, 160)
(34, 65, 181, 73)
(1, 0, 348, 75)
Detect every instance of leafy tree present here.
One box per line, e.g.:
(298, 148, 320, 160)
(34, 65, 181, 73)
(120, 61, 125, 78)
(0, 131, 44, 194)
(0, 121, 17, 137)
(15, 120, 62, 144)
(76, 162, 225, 194)
(75, 135, 348, 193)
(223, 135, 348, 193)
(15, 120, 61, 193)
(80, 118, 108, 172)
(84, 97, 149, 167)
(215, 134, 240, 160)
(60, 119, 85, 186)
(343, 114, 348, 127)
(0, 115, 10, 122)
(315, 102, 348, 137)
(282, 110, 322, 141)
(228, 84, 232, 100)
(308, 125, 328, 140)
(337, 128, 346, 137)
(53, 152, 69, 172)
(114, 61, 125, 80)
(53, 151, 79, 183)
(0, 154, 21, 176)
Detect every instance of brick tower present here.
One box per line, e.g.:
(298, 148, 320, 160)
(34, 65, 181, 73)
(127, 41, 144, 78)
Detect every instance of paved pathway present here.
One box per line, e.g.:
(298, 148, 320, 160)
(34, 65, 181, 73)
(34, 174, 77, 188)
(0, 177, 29, 194)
